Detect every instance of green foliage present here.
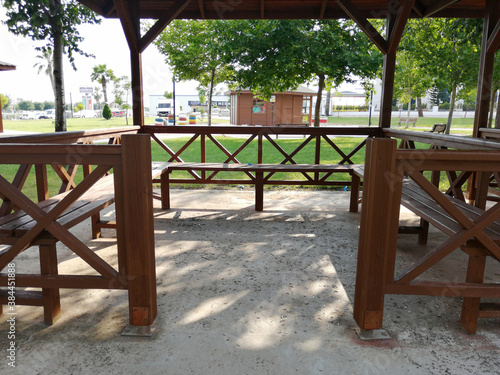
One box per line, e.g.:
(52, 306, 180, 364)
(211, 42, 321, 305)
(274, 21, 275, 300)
(18, 100, 35, 111)
(3, 0, 101, 132)
(73, 103, 84, 112)
(164, 91, 173, 99)
(43, 101, 54, 110)
(102, 103, 112, 120)
(90, 64, 116, 103)
(0, 94, 9, 109)
(219, 20, 381, 99)
(3, 0, 100, 67)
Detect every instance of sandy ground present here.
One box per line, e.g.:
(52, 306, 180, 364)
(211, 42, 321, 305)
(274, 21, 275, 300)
(0, 189, 499, 375)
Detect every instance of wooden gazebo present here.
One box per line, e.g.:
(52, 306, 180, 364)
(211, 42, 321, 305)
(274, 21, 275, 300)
(0, 1, 498, 335)
(0, 61, 16, 133)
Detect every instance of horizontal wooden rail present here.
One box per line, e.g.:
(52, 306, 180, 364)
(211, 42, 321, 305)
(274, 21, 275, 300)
(0, 126, 140, 144)
(383, 128, 500, 150)
(140, 125, 381, 137)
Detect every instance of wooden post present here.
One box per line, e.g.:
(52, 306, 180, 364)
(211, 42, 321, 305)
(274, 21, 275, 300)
(118, 134, 157, 326)
(379, 18, 397, 129)
(353, 138, 402, 330)
(473, 0, 500, 138)
(255, 171, 264, 211)
(461, 253, 487, 334)
(39, 243, 61, 324)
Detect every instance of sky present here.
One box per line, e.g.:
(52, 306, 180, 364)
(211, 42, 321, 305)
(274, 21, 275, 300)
(0, 7, 200, 109)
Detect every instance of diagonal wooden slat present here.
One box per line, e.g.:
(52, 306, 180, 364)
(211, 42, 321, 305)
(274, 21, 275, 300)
(319, 0, 328, 18)
(445, 171, 471, 199)
(114, 0, 139, 52)
(151, 134, 184, 162)
(198, 0, 205, 18)
(424, 0, 461, 17)
(487, 19, 500, 54)
(0, 166, 118, 280)
(321, 135, 353, 164)
(139, 0, 192, 53)
(387, 0, 415, 55)
(335, 0, 388, 54)
(0, 164, 32, 216)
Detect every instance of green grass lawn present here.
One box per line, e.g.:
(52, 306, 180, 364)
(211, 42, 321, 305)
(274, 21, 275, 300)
(327, 116, 474, 134)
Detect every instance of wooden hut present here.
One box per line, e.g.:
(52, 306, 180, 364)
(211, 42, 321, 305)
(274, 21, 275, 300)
(230, 86, 317, 126)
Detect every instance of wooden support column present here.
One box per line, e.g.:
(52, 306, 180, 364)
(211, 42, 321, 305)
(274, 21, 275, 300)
(0, 100, 3, 133)
(131, 50, 144, 126)
(39, 243, 61, 325)
(379, 48, 397, 129)
(473, 0, 500, 138)
(353, 138, 402, 330)
(117, 134, 157, 326)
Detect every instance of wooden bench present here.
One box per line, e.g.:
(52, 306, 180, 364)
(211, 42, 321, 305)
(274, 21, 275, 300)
(354, 138, 500, 335)
(164, 162, 363, 213)
(428, 123, 447, 134)
(0, 158, 169, 324)
(399, 178, 500, 334)
(397, 117, 418, 127)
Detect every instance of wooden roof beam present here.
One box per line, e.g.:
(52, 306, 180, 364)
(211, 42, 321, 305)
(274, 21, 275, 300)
(424, 0, 460, 18)
(320, 0, 328, 19)
(139, 0, 192, 53)
(387, 0, 415, 55)
(198, 0, 205, 19)
(115, 0, 139, 52)
(412, 0, 424, 17)
(260, 0, 265, 19)
(335, 0, 388, 54)
(487, 19, 500, 54)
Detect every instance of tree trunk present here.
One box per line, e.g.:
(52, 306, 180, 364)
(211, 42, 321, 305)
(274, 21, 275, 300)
(445, 84, 457, 135)
(208, 69, 215, 126)
(325, 88, 331, 117)
(102, 78, 108, 104)
(51, 0, 66, 132)
(417, 97, 424, 117)
(487, 89, 496, 128)
(314, 74, 325, 127)
(405, 93, 411, 128)
(495, 90, 500, 129)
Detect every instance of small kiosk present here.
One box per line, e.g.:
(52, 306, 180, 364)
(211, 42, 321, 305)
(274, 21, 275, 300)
(230, 85, 316, 126)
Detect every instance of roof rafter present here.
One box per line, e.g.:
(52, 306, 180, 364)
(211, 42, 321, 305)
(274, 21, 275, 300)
(424, 0, 461, 17)
(115, 0, 139, 52)
(335, 0, 388, 54)
(198, 0, 205, 19)
(412, 0, 424, 17)
(320, 0, 328, 19)
(487, 18, 500, 53)
(388, 0, 415, 55)
(139, 0, 192, 53)
(260, 0, 265, 19)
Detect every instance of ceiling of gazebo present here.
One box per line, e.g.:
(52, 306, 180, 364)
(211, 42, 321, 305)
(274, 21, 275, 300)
(78, 0, 488, 20)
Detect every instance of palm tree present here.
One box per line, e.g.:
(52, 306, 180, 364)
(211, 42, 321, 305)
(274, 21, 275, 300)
(90, 64, 116, 104)
(33, 49, 55, 97)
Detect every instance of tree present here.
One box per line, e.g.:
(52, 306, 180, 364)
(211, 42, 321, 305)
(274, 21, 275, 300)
(33, 48, 55, 97)
(102, 103, 112, 120)
(33, 102, 44, 110)
(113, 76, 131, 124)
(154, 20, 234, 126)
(1, 94, 10, 110)
(3, 0, 100, 131)
(164, 91, 173, 99)
(43, 101, 55, 110)
(90, 64, 116, 104)
(73, 103, 84, 112)
(411, 18, 482, 134)
(93, 86, 102, 110)
(18, 100, 35, 111)
(219, 20, 381, 126)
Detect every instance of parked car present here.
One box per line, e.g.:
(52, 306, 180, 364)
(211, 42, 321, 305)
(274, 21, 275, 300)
(20, 112, 36, 120)
(40, 109, 55, 119)
(73, 109, 97, 118)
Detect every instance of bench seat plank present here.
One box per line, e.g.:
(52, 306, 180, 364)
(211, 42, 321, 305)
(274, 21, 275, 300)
(401, 180, 500, 243)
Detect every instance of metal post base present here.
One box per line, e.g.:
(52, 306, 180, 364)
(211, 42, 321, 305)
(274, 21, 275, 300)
(355, 328, 391, 341)
(121, 325, 156, 337)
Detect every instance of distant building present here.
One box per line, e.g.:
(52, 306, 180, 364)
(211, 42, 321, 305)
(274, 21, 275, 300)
(229, 85, 317, 126)
(149, 94, 229, 116)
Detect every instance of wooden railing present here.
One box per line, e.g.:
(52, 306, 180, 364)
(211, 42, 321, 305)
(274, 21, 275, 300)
(140, 125, 380, 187)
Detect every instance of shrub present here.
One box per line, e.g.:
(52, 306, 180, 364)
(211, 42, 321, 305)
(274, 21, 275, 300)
(102, 103, 112, 120)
